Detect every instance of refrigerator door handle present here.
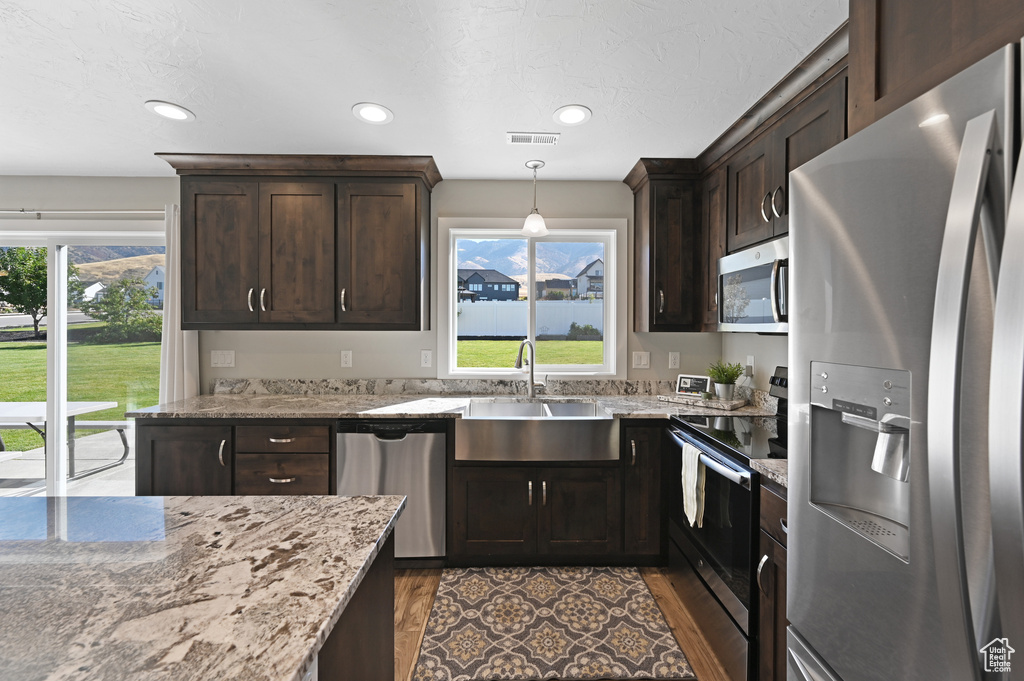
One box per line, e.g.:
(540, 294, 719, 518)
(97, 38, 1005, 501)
(927, 109, 1000, 681)
(989, 130, 1024, 656)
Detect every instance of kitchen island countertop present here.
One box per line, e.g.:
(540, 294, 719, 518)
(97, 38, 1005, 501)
(126, 393, 774, 420)
(0, 494, 404, 681)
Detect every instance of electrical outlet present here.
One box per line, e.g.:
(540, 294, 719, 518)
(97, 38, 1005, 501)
(340, 350, 353, 368)
(668, 352, 680, 369)
(420, 350, 432, 368)
(210, 350, 235, 368)
(747, 355, 755, 371)
(632, 351, 650, 369)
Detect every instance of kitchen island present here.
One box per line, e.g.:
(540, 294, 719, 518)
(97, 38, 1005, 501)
(0, 494, 404, 681)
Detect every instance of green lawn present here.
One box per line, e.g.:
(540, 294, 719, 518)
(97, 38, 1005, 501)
(0, 340, 160, 452)
(457, 340, 603, 368)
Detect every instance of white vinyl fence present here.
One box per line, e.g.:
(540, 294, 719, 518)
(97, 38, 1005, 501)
(457, 300, 604, 337)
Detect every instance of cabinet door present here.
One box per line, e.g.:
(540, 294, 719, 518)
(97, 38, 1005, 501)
(337, 181, 422, 327)
(726, 137, 774, 253)
(757, 531, 788, 681)
(257, 182, 336, 324)
(538, 467, 621, 556)
(450, 467, 537, 557)
(623, 428, 663, 556)
(649, 181, 701, 331)
(770, 75, 847, 237)
(701, 168, 727, 330)
(136, 425, 233, 496)
(181, 179, 259, 326)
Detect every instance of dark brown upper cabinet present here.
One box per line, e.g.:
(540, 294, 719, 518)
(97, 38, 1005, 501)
(849, 0, 1024, 134)
(701, 167, 727, 331)
(337, 180, 427, 329)
(726, 72, 846, 253)
(162, 154, 440, 331)
(624, 159, 702, 333)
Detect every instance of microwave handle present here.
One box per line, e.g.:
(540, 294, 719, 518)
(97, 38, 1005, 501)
(770, 259, 782, 323)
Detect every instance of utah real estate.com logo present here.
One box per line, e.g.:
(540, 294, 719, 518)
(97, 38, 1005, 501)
(980, 637, 1014, 674)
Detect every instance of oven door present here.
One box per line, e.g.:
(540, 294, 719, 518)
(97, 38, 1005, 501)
(667, 425, 758, 634)
(718, 236, 788, 333)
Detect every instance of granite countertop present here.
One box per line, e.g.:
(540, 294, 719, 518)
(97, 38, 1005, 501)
(126, 393, 774, 420)
(0, 494, 405, 681)
(751, 458, 788, 488)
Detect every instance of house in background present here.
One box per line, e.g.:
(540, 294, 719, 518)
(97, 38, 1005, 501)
(81, 281, 106, 302)
(457, 269, 520, 301)
(143, 265, 165, 308)
(575, 259, 604, 299)
(536, 278, 575, 299)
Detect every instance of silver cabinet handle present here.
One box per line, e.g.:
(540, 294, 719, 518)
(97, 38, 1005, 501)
(780, 517, 788, 534)
(991, 112, 1024, 659)
(928, 110, 1000, 680)
(631, 439, 637, 466)
(657, 288, 665, 314)
(269, 437, 295, 444)
(217, 439, 226, 467)
(542, 480, 547, 506)
(756, 554, 770, 596)
(771, 186, 783, 218)
(269, 477, 296, 484)
(760, 191, 772, 222)
(528, 480, 533, 506)
(340, 287, 346, 312)
(259, 288, 267, 311)
(247, 288, 254, 312)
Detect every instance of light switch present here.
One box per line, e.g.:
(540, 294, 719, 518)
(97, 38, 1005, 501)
(210, 350, 235, 368)
(632, 351, 650, 369)
(340, 350, 353, 368)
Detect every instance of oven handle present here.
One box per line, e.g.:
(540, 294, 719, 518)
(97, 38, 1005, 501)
(667, 427, 751, 489)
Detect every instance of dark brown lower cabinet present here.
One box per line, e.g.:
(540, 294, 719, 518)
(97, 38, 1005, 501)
(449, 465, 621, 562)
(758, 530, 788, 681)
(136, 424, 234, 496)
(623, 427, 663, 556)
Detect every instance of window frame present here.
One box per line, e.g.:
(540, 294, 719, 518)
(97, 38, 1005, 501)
(438, 217, 626, 379)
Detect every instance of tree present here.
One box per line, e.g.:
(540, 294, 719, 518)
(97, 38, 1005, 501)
(83, 277, 162, 343)
(0, 247, 83, 339)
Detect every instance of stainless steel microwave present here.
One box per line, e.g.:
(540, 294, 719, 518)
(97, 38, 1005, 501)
(718, 236, 788, 333)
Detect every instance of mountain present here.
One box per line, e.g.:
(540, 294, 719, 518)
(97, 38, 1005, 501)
(75, 254, 165, 285)
(456, 239, 603, 279)
(69, 246, 165, 264)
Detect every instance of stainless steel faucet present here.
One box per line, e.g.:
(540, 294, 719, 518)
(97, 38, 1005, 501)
(514, 339, 544, 398)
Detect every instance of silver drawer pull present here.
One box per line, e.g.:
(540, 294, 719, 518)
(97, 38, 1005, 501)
(269, 477, 296, 484)
(542, 480, 547, 506)
(780, 517, 788, 534)
(269, 437, 295, 443)
(247, 288, 254, 312)
(757, 554, 770, 596)
(218, 439, 226, 467)
(528, 480, 533, 505)
(259, 287, 267, 311)
(631, 439, 637, 466)
(340, 287, 346, 312)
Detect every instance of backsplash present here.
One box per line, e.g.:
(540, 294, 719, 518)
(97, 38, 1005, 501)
(212, 378, 777, 412)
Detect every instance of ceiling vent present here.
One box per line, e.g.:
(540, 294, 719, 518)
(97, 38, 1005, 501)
(506, 132, 560, 146)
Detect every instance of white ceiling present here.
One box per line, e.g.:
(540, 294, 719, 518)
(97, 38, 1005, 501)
(1, 0, 847, 181)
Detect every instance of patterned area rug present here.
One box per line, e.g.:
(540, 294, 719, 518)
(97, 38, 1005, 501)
(411, 567, 696, 680)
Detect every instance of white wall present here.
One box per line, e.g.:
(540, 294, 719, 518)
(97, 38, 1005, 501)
(0, 176, 178, 208)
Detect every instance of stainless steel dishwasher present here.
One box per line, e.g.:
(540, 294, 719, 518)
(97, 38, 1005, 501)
(336, 420, 446, 560)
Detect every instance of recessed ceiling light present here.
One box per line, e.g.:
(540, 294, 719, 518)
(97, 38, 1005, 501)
(144, 100, 195, 121)
(919, 113, 949, 128)
(553, 104, 592, 126)
(352, 102, 394, 125)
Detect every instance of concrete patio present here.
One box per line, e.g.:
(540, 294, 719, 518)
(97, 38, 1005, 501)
(0, 428, 135, 497)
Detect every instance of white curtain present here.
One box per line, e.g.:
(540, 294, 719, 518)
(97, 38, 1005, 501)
(159, 204, 200, 403)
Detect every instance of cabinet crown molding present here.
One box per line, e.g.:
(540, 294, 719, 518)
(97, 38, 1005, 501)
(156, 153, 443, 190)
(622, 158, 700, 192)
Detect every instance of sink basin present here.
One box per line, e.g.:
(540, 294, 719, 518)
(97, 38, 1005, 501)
(456, 398, 619, 462)
(463, 398, 604, 419)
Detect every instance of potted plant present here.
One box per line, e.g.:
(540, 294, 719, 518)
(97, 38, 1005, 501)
(707, 360, 744, 401)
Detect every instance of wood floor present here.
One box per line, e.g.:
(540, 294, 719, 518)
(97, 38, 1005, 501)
(393, 567, 730, 681)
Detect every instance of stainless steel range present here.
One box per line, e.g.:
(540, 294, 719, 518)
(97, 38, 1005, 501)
(664, 367, 788, 681)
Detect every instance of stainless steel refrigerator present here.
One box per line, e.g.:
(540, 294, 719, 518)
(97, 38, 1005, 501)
(787, 42, 1024, 681)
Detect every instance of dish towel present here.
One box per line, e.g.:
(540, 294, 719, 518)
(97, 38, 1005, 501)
(681, 443, 706, 528)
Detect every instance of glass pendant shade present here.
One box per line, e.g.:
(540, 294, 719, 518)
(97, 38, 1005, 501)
(523, 210, 548, 236)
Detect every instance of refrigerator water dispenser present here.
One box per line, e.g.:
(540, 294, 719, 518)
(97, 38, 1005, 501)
(809, 361, 911, 560)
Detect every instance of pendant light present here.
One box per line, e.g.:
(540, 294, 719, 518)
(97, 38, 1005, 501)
(522, 160, 548, 237)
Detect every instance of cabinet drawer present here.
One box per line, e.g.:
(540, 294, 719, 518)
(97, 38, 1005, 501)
(235, 425, 330, 453)
(235, 453, 329, 494)
(760, 485, 788, 548)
